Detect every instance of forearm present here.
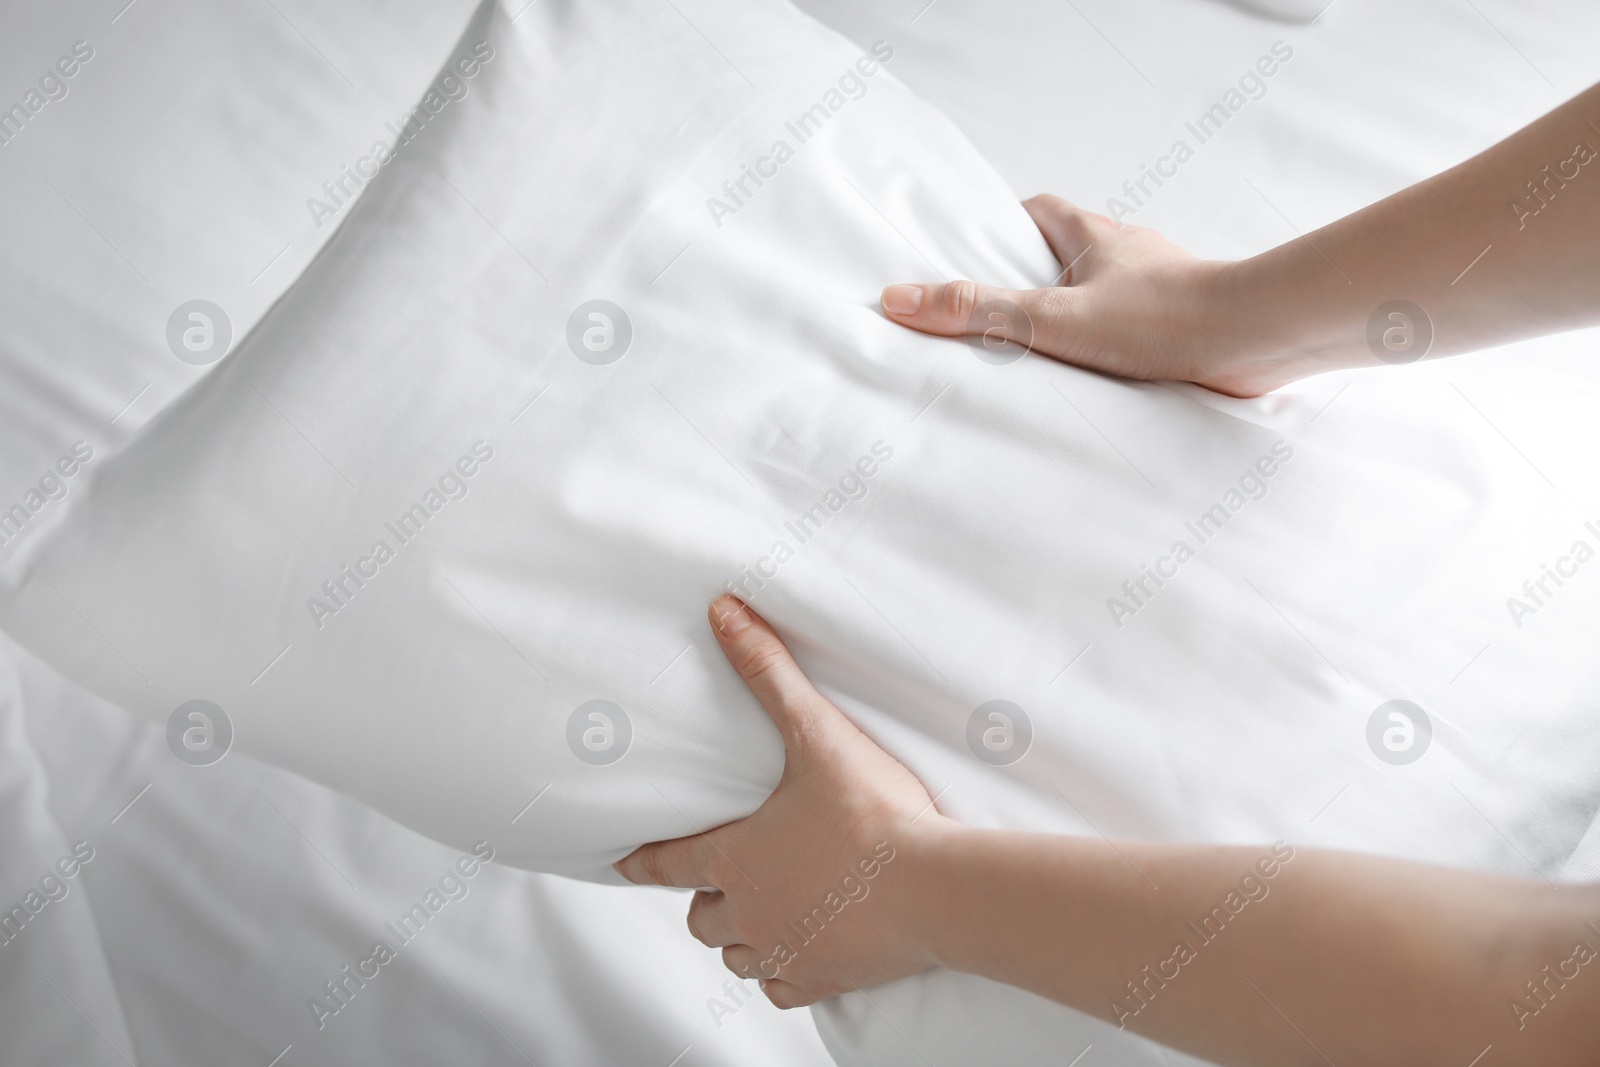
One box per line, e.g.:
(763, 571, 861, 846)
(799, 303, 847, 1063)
(1207, 81, 1600, 375)
(904, 826, 1600, 1065)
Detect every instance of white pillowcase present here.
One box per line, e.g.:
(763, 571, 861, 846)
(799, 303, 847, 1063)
(0, 0, 478, 532)
(4, 1, 1599, 1063)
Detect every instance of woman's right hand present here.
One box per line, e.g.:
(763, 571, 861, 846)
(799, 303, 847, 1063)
(879, 195, 1304, 398)
(886, 74, 1600, 397)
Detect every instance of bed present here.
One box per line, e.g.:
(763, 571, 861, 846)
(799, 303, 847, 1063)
(2, 1, 1597, 1065)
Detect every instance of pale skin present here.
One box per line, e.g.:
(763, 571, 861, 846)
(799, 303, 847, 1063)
(621, 600, 1600, 1066)
(618, 84, 1600, 1065)
(875, 81, 1600, 398)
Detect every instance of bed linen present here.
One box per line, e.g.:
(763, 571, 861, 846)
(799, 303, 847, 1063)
(0, 0, 477, 524)
(0, 1, 832, 1063)
(789, 1, 1600, 1058)
(3, 0, 1599, 1065)
(0, 630, 834, 1067)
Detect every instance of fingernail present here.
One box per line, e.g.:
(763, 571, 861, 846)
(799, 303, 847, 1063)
(882, 284, 922, 316)
(711, 595, 753, 636)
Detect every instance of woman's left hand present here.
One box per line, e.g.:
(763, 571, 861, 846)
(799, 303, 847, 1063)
(615, 595, 947, 1007)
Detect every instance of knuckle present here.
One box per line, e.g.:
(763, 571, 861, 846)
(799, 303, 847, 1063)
(942, 279, 980, 323)
(1063, 212, 1098, 244)
(734, 637, 789, 683)
(775, 691, 817, 729)
(1034, 286, 1074, 318)
(686, 891, 713, 934)
(779, 700, 830, 754)
(685, 908, 708, 945)
(639, 847, 672, 887)
(1028, 192, 1071, 216)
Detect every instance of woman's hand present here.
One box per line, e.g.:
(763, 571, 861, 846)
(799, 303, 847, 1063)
(884, 77, 1600, 399)
(615, 595, 948, 1007)
(618, 597, 1600, 1066)
(879, 195, 1303, 397)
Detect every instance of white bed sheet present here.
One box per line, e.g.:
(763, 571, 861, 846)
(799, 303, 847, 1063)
(3, 1, 1598, 1066)
(0, 1, 831, 1063)
(790, 1, 1600, 1058)
(0, 631, 834, 1067)
(0, 0, 477, 513)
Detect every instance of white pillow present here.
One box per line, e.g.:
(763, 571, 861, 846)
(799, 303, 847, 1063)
(0, 0, 477, 524)
(4, 0, 1598, 1063)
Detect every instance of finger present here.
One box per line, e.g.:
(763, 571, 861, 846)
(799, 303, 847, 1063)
(759, 976, 818, 1009)
(720, 947, 818, 1007)
(1021, 194, 1105, 283)
(687, 889, 741, 948)
(708, 596, 854, 752)
(721, 944, 773, 982)
(614, 832, 722, 890)
(719, 946, 815, 1005)
(880, 279, 1077, 361)
(880, 278, 1043, 337)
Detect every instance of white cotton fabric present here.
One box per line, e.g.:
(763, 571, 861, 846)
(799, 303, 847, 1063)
(0, 0, 478, 521)
(3, 0, 1599, 1064)
(0, 631, 834, 1067)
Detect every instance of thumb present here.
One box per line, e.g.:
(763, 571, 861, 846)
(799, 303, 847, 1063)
(880, 280, 1070, 355)
(709, 596, 846, 753)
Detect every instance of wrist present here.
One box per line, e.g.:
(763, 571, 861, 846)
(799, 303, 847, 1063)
(893, 819, 994, 973)
(1188, 248, 1372, 395)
